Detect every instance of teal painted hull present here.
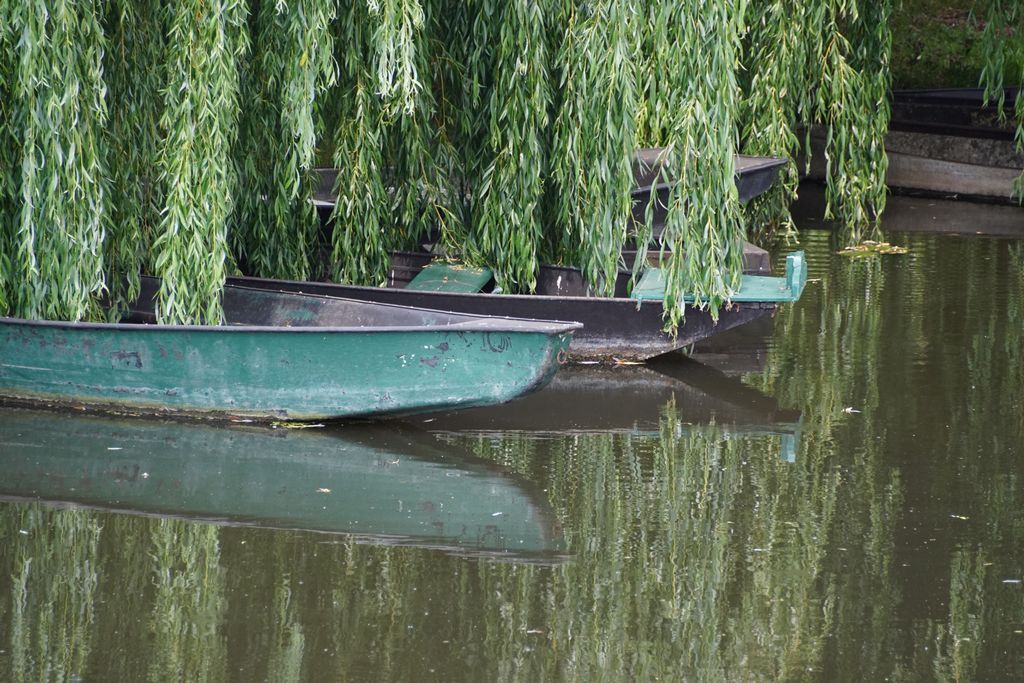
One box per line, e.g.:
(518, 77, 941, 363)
(0, 408, 562, 559)
(0, 287, 578, 420)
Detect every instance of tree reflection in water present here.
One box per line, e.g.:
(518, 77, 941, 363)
(0, 231, 1022, 680)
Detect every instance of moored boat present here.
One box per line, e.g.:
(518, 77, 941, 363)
(228, 250, 806, 363)
(0, 407, 564, 560)
(313, 151, 788, 223)
(0, 284, 579, 421)
(304, 147, 801, 362)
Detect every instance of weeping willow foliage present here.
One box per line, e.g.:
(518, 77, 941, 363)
(0, 4, 15, 315)
(740, 0, 816, 242)
(471, 1, 553, 294)
(232, 0, 336, 281)
(152, 0, 248, 325)
(815, 0, 894, 234)
(103, 0, 165, 316)
(740, 0, 894, 243)
(979, 1, 1024, 199)
(4, 0, 110, 322)
(328, 2, 400, 286)
(367, 0, 425, 117)
(548, 0, 637, 296)
(637, 0, 746, 325)
(5, 0, 1017, 327)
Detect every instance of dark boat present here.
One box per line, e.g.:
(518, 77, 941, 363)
(889, 87, 1021, 140)
(806, 88, 1023, 202)
(229, 249, 805, 363)
(0, 283, 579, 421)
(299, 149, 800, 362)
(313, 151, 788, 223)
(0, 407, 564, 561)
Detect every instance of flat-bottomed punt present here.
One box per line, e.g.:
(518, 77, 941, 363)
(229, 250, 806, 362)
(0, 284, 579, 421)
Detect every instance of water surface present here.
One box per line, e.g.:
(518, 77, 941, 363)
(1, 195, 1022, 681)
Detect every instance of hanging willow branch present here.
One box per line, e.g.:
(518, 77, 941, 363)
(0, 3, 15, 316)
(329, 1, 398, 286)
(367, 0, 425, 116)
(104, 0, 165, 317)
(389, 0, 462, 254)
(815, 0, 894, 238)
(473, 0, 552, 294)
(549, 0, 638, 296)
(151, 0, 248, 325)
(979, 1, 1024, 200)
(6, 0, 109, 322)
(638, 0, 746, 328)
(739, 0, 895, 244)
(739, 0, 813, 243)
(233, 0, 336, 281)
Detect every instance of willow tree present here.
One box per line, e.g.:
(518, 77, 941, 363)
(636, 0, 747, 326)
(471, 1, 553, 294)
(5, 0, 1017, 328)
(151, 0, 248, 325)
(740, 0, 895, 242)
(549, 0, 638, 296)
(233, 0, 336, 281)
(3, 0, 110, 322)
(104, 0, 166, 316)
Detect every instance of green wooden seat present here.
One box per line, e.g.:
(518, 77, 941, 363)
(406, 262, 494, 293)
(631, 251, 806, 303)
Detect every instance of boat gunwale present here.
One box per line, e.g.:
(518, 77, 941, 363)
(0, 307, 583, 337)
(233, 275, 780, 310)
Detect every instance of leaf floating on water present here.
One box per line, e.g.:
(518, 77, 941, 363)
(838, 241, 909, 257)
(272, 422, 326, 430)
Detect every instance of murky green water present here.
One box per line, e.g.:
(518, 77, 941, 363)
(1, 196, 1023, 681)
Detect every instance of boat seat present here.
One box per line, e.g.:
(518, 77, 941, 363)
(631, 251, 806, 303)
(406, 262, 494, 293)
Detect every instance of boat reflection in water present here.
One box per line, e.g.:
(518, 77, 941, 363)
(412, 356, 802, 463)
(0, 408, 563, 561)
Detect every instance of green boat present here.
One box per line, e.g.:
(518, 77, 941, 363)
(0, 284, 579, 421)
(0, 407, 564, 560)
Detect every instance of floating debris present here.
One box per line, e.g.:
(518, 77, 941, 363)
(272, 422, 326, 430)
(838, 240, 909, 257)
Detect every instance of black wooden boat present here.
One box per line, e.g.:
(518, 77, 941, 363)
(313, 151, 788, 224)
(285, 149, 801, 363)
(230, 247, 805, 363)
(890, 87, 1020, 140)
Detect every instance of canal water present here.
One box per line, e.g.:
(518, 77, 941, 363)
(1, 193, 1022, 681)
